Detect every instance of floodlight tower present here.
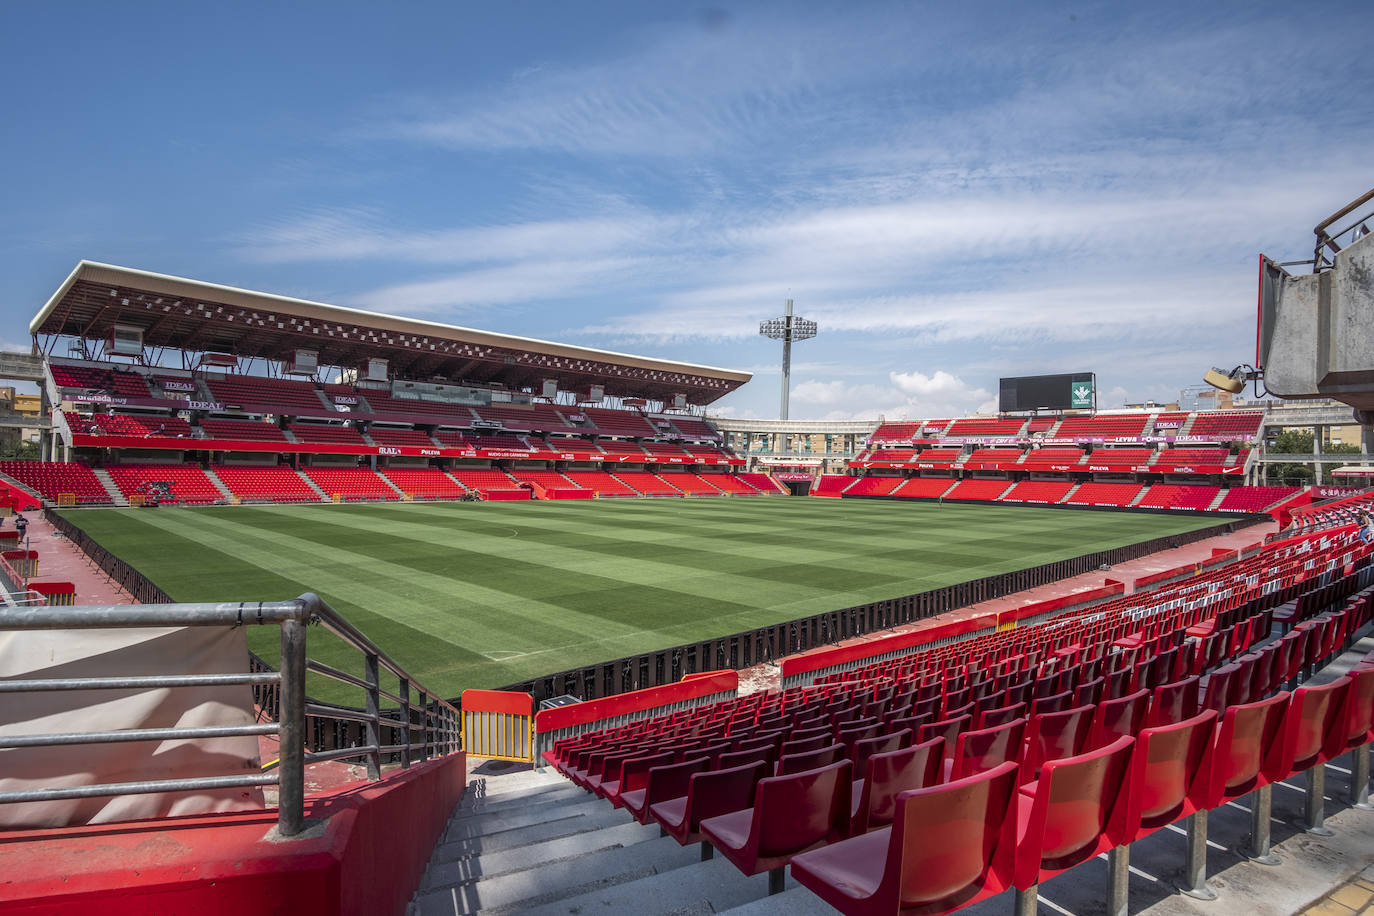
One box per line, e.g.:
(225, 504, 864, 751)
(759, 299, 818, 420)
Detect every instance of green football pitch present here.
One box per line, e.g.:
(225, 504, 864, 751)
(57, 499, 1219, 697)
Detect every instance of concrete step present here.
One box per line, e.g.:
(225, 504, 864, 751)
(439, 793, 612, 844)
(421, 820, 659, 887)
(431, 803, 635, 862)
(202, 467, 236, 500)
(90, 467, 128, 506)
(414, 832, 700, 916)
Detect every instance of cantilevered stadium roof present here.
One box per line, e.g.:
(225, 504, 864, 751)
(30, 261, 752, 405)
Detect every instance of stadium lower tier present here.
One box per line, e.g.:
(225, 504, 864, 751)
(542, 527, 1373, 913)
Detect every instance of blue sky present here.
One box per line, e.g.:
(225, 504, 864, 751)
(2, 1, 1371, 420)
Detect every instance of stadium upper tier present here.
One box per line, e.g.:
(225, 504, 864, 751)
(32, 261, 751, 405)
(867, 409, 1263, 446)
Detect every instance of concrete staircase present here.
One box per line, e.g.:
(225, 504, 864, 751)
(296, 469, 330, 501)
(409, 765, 828, 916)
(90, 468, 129, 506)
(202, 467, 236, 501)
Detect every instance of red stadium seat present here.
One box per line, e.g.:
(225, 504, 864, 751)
(850, 737, 944, 835)
(699, 760, 852, 893)
(791, 761, 1020, 916)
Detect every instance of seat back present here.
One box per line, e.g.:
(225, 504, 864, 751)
(1015, 735, 1135, 886)
(1285, 677, 1352, 773)
(1022, 704, 1094, 781)
(835, 721, 882, 755)
(857, 736, 945, 831)
(1344, 667, 1374, 749)
(887, 761, 1019, 910)
(1203, 663, 1242, 713)
(778, 734, 830, 758)
(756, 760, 853, 857)
(1127, 709, 1217, 839)
(918, 713, 972, 756)
(632, 755, 711, 820)
(616, 750, 676, 795)
(1089, 688, 1150, 749)
(778, 742, 844, 777)
(1030, 689, 1073, 716)
(950, 718, 1027, 781)
(717, 745, 774, 771)
(1210, 691, 1290, 805)
(1147, 675, 1200, 726)
(977, 701, 1028, 730)
(849, 728, 911, 781)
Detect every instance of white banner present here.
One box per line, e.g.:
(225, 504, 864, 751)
(0, 625, 265, 829)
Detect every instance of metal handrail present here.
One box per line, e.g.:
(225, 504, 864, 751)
(1313, 186, 1374, 272)
(0, 592, 462, 836)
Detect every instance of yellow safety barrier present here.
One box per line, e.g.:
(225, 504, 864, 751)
(332, 493, 342, 504)
(57, 493, 75, 508)
(129, 494, 146, 507)
(461, 689, 534, 763)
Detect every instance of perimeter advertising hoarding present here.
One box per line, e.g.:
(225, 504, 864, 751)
(998, 373, 1096, 412)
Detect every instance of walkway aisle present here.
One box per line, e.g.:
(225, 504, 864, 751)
(22, 511, 136, 605)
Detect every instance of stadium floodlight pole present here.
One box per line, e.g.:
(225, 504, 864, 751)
(759, 299, 818, 420)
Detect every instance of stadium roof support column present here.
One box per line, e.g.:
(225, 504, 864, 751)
(759, 299, 818, 421)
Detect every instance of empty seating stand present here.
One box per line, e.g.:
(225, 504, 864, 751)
(1064, 482, 1142, 507)
(106, 464, 222, 503)
(700, 473, 762, 495)
(0, 461, 111, 504)
(289, 424, 367, 445)
(1000, 480, 1073, 504)
(212, 465, 320, 502)
(380, 467, 469, 499)
(449, 468, 527, 497)
(943, 479, 1010, 501)
(204, 375, 327, 413)
(1054, 414, 1150, 438)
(561, 471, 640, 497)
(303, 466, 398, 500)
(1136, 485, 1220, 511)
(658, 472, 725, 495)
(945, 417, 1025, 437)
(367, 427, 438, 449)
(1188, 410, 1263, 439)
(614, 471, 681, 496)
(736, 473, 786, 494)
(889, 477, 954, 499)
(843, 476, 902, 497)
(811, 475, 855, 497)
(200, 418, 289, 441)
(1216, 486, 1301, 513)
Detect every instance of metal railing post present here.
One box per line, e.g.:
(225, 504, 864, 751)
(364, 653, 382, 779)
(399, 677, 412, 769)
(278, 615, 307, 837)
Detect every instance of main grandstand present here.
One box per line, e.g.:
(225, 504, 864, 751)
(2, 250, 1372, 916)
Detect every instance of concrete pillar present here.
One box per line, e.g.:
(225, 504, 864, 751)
(1313, 425, 1324, 485)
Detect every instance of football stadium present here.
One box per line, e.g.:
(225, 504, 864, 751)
(0, 181, 1372, 916)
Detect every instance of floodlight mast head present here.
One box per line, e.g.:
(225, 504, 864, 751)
(758, 298, 818, 420)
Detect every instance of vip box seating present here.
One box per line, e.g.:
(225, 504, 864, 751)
(67, 412, 195, 438)
(1054, 414, 1150, 438)
(211, 464, 320, 501)
(468, 434, 534, 452)
(0, 460, 110, 504)
(1064, 482, 1142, 507)
(543, 529, 1374, 908)
(1020, 446, 1084, 467)
(963, 448, 1022, 469)
(1188, 410, 1264, 438)
(811, 475, 856, 497)
(105, 464, 222, 503)
(203, 375, 328, 413)
(432, 429, 475, 448)
(862, 448, 918, 462)
(367, 427, 438, 449)
(1083, 448, 1154, 470)
(577, 407, 659, 438)
(666, 416, 721, 440)
(303, 466, 398, 500)
(1216, 486, 1301, 513)
(912, 448, 961, 466)
(360, 390, 470, 422)
(889, 477, 955, 499)
(199, 417, 289, 441)
(1135, 484, 1220, 511)
(843, 476, 902, 497)
(545, 437, 605, 459)
(1000, 480, 1075, 504)
(470, 403, 571, 432)
(1152, 447, 1233, 468)
(448, 468, 526, 495)
(640, 441, 694, 461)
(944, 478, 1012, 501)
(288, 423, 367, 445)
(658, 471, 726, 495)
(614, 471, 682, 496)
(945, 417, 1025, 437)
(380, 467, 469, 499)
(561, 470, 641, 496)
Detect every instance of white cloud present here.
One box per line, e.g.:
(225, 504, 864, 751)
(783, 370, 995, 421)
